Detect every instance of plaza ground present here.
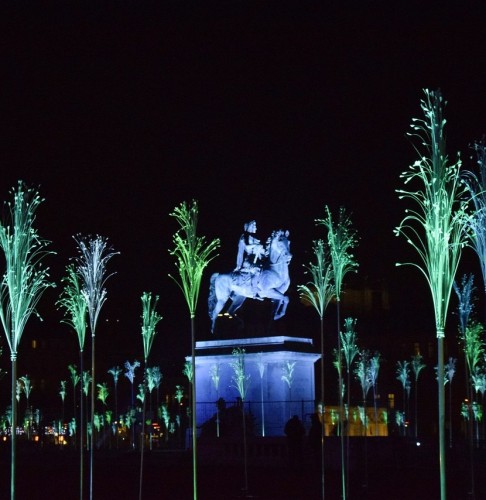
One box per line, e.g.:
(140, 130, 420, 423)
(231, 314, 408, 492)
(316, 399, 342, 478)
(1, 437, 485, 499)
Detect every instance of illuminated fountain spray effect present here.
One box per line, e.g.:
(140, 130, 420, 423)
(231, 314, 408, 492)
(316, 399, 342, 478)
(74, 235, 117, 500)
(0, 181, 55, 500)
(169, 199, 220, 500)
(395, 89, 470, 500)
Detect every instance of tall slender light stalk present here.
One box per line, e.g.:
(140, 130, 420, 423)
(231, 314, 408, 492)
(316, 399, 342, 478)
(340, 317, 359, 494)
(107, 365, 122, 448)
(395, 89, 470, 500)
(169, 200, 220, 500)
(138, 292, 162, 500)
(74, 235, 117, 500)
(0, 181, 55, 500)
(463, 138, 486, 324)
(58, 264, 87, 500)
(354, 350, 373, 488)
(230, 347, 251, 494)
(297, 238, 334, 499)
(444, 357, 456, 448)
(316, 207, 358, 500)
(411, 354, 426, 439)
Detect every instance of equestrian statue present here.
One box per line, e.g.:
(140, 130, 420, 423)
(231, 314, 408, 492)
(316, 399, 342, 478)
(208, 220, 292, 333)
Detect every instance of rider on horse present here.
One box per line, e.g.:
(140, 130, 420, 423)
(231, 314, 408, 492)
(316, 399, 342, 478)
(234, 220, 265, 298)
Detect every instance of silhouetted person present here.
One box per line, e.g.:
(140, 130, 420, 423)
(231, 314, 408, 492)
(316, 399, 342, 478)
(284, 415, 305, 467)
(308, 403, 324, 469)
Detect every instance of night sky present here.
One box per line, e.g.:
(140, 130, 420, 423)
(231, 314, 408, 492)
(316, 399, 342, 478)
(1, 2, 486, 383)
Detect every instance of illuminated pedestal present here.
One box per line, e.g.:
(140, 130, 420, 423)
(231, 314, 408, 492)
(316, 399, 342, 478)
(192, 336, 320, 436)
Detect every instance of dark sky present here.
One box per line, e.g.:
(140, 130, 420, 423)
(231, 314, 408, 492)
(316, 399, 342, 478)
(1, 2, 486, 374)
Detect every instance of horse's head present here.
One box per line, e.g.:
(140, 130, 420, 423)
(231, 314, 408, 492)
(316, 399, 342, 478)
(268, 230, 292, 265)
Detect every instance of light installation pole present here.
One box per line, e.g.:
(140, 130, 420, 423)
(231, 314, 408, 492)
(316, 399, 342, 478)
(0, 182, 54, 500)
(58, 264, 88, 500)
(395, 89, 469, 500)
(297, 238, 334, 500)
(138, 291, 162, 500)
(317, 206, 358, 500)
(74, 235, 117, 500)
(169, 200, 219, 500)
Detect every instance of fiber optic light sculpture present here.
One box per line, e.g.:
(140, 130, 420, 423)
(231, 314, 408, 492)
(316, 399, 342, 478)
(395, 89, 470, 500)
(58, 264, 88, 500)
(169, 200, 220, 500)
(0, 181, 55, 500)
(73, 235, 117, 500)
(297, 238, 334, 500)
(138, 291, 162, 500)
(411, 354, 426, 438)
(230, 347, 251, 494)
(463, 138, 486, 324)
(396, 360, 410, 436)
(108, 366, 122, 430)
(316, 206, 358, 500)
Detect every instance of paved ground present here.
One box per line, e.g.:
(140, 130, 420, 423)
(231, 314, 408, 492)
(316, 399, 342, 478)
(0, 437, 485, 499)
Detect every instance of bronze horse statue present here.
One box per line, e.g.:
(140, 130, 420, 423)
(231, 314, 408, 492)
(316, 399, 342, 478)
(208, 230, 292, 333)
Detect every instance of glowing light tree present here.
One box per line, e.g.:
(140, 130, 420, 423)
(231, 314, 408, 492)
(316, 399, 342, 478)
(82, 370, 91, 449)
(453, 272, 477, 494)
(124, 359, 140, 449)
(316, 207, 358, 500)
(395, 89, 470, 500)
(60, 380, 67, 423)
(354, 350, 373, 489)
(281, 361, 296, 418)
(58, 264, 88, 499)
(0, 181, 55, 500)
(74, 235, 117, 500)
(18, 375, 33, 439)
(230, 347, 251, 495)
(411, 354, 426, 439)
(340, 317, 359, 494)
(169, 200, 220, 500)
(463, 138, 486, 324)
(138, 291, 162, 500)
(107, 366, 122, 433)
(396, 361, 410, 436)
(297, 238, 334, 500)
(209, 364, 221, 437)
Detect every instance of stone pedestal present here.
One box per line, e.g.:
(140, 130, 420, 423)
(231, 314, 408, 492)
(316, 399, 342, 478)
(190, 336, 320, 436)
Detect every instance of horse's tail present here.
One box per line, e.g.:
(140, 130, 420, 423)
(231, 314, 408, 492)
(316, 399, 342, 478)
(208, 273, 219, 319)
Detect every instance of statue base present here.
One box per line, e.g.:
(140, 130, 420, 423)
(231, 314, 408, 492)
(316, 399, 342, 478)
(190, 336, 320, 437)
